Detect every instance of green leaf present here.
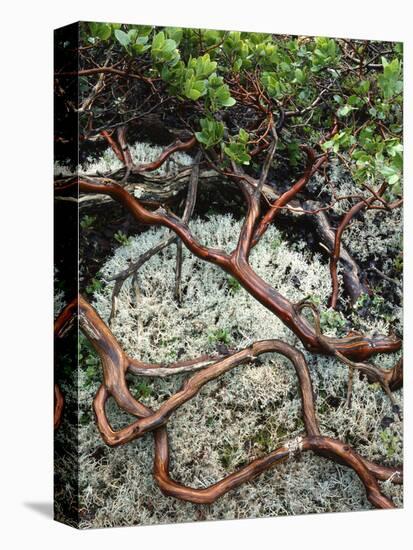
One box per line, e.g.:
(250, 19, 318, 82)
(188, 54, 217, 79)
(89, 22, 112, 41)
(204, 30, 222, 45)
(163, 38, 178, 54)
(165, 27, 183, 45)
(357, 80, 370, 95)
(206, 75, 235, 110)
(294, 68, 305, 83)
(219, 95, 236, 107)
(223, 129, 251, 165)
(321, 139, 334, 152)
(187, 88, 202, 100)
(224, 142, 250, 164)
(378, 57, 402, 99)
(233, 58, 243, 72)
(151, 31, 179, 65)
(152, 31, 165, 51)
(238, 128, 249, 144)
(98, 24, 112, 40)
(114, 29, 130, 47)
(337, 104, 356, 117)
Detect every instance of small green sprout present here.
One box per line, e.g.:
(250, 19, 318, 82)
(208, 328, 231, 345)
(86, 277, 103, 295)
(133, 381, 153, 399)
(114, 230, 131, 245)
(80, 214, 96, 230)
(227, 276, 241, 293)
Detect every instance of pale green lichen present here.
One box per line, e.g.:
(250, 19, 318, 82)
(54, 141, 193, 178)
(76, 213, 402, 528)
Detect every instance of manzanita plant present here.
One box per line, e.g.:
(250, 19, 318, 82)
(54, 24, 403, 519)
(80, 24, 403, 198)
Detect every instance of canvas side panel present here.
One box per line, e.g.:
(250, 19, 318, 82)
(54, 22, 80, 529)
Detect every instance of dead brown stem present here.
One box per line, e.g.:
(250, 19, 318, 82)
(329, 183, 387, 309)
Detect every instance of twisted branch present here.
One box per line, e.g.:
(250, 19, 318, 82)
(328, 183, 387, 308)
(76, 295, 401, 508)
(77, 177, 401, 361)
(295, 300, 403, 403)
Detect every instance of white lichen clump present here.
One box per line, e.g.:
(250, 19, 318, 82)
(77, 214, 402, 528)
(54, 141, 193, 178)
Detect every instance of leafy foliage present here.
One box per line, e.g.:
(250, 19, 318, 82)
(77, 25, 403, 198)
(224, 128, 251, 165)
(195, 118, 224, 148)
(114, 230, 131, 246)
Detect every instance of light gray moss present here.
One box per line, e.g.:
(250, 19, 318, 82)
(54, 141, 193, 178)
(77, 214, 403, 528)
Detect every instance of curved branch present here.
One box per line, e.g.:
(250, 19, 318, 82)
(127, 353, 227, 378)
(154, 431, 396, 508)
(78, 179, 401, 361)
(306, 201, 368, 304)
(131, 137, 197, 174)
(77, 295, 400, 507)
(100, 130, 125, 163)
(232, 124, 278, 260)
(295, 301, 403, 400)
(54, 297, 78, 338)
(329, 183, 386, 308)
(252, 146, 326, 247)
(78, 178, 231, 269)
(92, 339, 318, 447)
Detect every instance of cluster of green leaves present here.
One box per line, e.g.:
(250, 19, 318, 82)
(311, 37, 340, 70)
(322, 54, 403, 198)
(105, 26, 235, 110)
(320, 308, 347, 333)
(86, 22, 121, 43)
(195, 118, 224, 148)
(114, 26, 152, 55)
(82, 24, 403, 195)
(196, 120, 251, 164)
(154, 32, 235, 109)
(224, 128, 251, 165)
(151, 29, 180, 65)
(378, 57, 403, 99)
(85, 277, 103, 295)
